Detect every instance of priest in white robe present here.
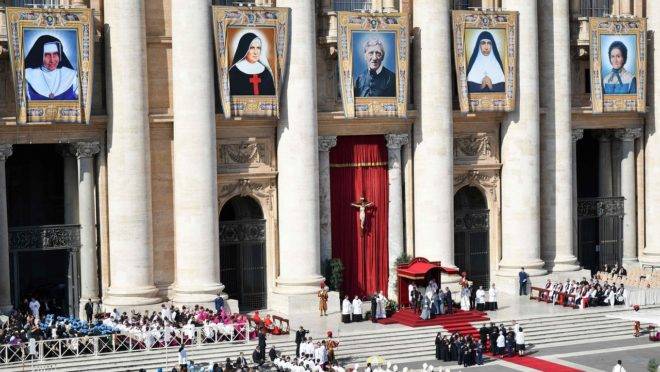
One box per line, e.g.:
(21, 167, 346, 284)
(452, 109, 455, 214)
(466, 31, 505, 93)
(352, 296, 363, 322)
(486, 283, 498, 311)
(376, 291, 387, 319)
(475, 286, 486, 311)
(341, 295, 352, 323)
(24, 35, 79, 101)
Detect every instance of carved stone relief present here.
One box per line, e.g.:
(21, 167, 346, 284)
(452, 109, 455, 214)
(219, 142, 267, 166)
(454, 170, 500, 204)
(218, 178, 275, 211)
(454, 133, 492, 160)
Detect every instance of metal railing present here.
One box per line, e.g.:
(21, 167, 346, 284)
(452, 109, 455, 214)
(0, 323, 251, 365)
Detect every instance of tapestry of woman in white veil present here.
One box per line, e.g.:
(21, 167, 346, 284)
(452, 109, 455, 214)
(466, 31, 505, 93)
(24, 34, 79, 101)
(228, 32, 275, 96)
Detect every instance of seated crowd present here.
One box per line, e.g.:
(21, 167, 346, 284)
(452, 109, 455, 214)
(532, 276, 626, 308)
(0, 295, 290, 364)
(596, 263, 660, 289)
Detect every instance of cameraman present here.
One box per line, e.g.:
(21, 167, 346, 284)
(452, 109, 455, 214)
(295, 326, 309, 356)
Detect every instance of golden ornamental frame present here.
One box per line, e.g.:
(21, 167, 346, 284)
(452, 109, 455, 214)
(212, 6, 289, 119)
(589, 17, 646, 114)
(452, 10, 517, 113)
(337, 12, 410, 119)
(5, 7, 94, 124)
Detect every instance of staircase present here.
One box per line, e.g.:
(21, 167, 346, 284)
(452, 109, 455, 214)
(2, 307, 651, 371)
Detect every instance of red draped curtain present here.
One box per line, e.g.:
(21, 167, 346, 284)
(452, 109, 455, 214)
(330, 135, 389, 298)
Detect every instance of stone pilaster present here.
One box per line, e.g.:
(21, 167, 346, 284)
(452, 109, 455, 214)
(644, 0, 660, 264)
(572, 129, 584, 261)
(60, 147, 79, 225)
(539, 0, 580, 272)
(104, 0, 160, 306)
(499, 0, 546, 276)
(412, 0, 455, 267)
(171, 0, 224, 305)
(71, 141, 101, 309)
(318, 136, 337, 270)
(385, 133, 408, 297)
(615, 128, 643, 263)
(274, 0, 325, 299)
(598, 133, 614, 197)
(0, 144, 12, 312)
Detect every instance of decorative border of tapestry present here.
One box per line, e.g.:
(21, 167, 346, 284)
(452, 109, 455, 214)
(336, 12, 410, 119)
(589, 17, 646, 113)
(212, 6, 289, 119)
(5, 8, 94, 124)
(452, 10, 517, 113)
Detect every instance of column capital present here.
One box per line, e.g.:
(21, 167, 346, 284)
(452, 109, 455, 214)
(318, 136, 337, 152)
(597, 131, 612, 142)
(385, 133, 409, 149)
(614, 128, 643, 141)
(71, 141, 101, 159)
(571, 128, 584, 142)
(0, 144, 12, 162)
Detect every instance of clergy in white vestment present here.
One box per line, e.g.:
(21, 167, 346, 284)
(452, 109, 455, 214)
(486, 283, 498, 311)
(341, 295, 352, 323)
(352, 296, 363, 322)
(376, 291, 387, 319)
(475, 286, 486, 311)
(24, 35, 79, 101)
(460, 287, 470, 311)
(466, 31, 505, 93)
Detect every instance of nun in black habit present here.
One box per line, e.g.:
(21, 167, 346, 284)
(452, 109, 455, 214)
(228, 32, 276, 96)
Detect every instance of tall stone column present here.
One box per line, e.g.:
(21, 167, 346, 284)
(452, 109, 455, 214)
(539, 0, 580, 272)
(572, 129, 584, 260)
(598, 133, 613, 197)
(275, 0, 325, 297)
(318, 136, 337, 270)
(0, 144, 12, 312)
(61, 149, 79, 225)
(385, 134, 408, 296)
(499, 0, 546, 275)
(104, 0, 159, 306)
(72, 141, 101, 308)
(644, 0, 660, 264)
(615, 128, 642, 262)
(171, 0, 223, 304)
(412, 0, 455, 267)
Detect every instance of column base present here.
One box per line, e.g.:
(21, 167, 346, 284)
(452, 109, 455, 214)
(622, 257, 640, 265)
(171, 283, 226, 307)
(498, 258, 547, 277)
(640, 251, 660, 265)
(274, 275, 326, 295)
(546, 255, 581, 272)
(269, 290, 340, 316)
(103, 285, 161, 308)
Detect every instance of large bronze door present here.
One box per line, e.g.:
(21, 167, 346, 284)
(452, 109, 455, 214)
(219, 196, 267, 311)
(454, 186, 490, 288)
(577, 197, 624, 274)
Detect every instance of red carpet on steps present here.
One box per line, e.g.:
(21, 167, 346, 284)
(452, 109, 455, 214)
(378, 309, 584, 371)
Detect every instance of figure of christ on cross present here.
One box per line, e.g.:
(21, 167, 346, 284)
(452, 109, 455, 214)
(351, 196, 374, 233)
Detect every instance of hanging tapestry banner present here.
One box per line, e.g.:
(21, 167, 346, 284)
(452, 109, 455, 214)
(337, 12, 410, 119)
(5, 7, 94, 124)
(589, 17, 646, 114)
(452, 10, 517, 113)
(212, 6, 289, 119)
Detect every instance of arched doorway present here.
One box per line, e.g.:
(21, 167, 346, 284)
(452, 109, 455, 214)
(454, 186, 490, 288)
(219, 196, 267, 311)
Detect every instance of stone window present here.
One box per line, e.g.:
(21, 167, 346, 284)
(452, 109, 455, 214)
(333, 0, 372, 11)
(451, 0, 481, 10)
(10, 0, 60, 6)
(580, 0, 612, 17)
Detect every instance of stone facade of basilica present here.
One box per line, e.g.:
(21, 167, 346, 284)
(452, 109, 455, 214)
(0, 0, 657, 315)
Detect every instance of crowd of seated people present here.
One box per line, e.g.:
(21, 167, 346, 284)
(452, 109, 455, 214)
(596, 264, 660, 289)
(532, 277, 626, 309)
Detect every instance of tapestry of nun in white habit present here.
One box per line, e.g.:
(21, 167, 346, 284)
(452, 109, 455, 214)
(25, 40, 79, 101)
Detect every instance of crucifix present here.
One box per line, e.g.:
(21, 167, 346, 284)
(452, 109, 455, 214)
(351, 196, 374, 233)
